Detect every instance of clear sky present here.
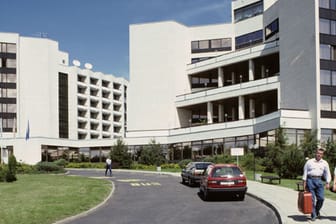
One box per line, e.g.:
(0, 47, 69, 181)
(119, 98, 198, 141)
(1, 0, 231, 80)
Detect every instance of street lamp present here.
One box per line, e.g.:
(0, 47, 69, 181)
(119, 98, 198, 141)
(249, 143, 258, 180)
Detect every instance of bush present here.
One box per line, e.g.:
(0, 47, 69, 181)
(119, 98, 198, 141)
(6, 155, 17, 182)
(16, 163, 37, 174)
(54, 159, 68, 167)
(178, 159, 192, 169)
(281, 145, 305, 179)
(35, 162, 65, 173)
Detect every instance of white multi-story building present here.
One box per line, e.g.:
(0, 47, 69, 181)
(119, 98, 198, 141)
(0, 33, 128, 164)
(127, 0, 336, 160)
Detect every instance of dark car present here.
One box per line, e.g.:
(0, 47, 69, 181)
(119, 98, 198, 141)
(181, 162, 213, 186)
(199, 164, 247, 200)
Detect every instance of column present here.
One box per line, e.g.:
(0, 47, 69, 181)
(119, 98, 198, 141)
(238, 96, 245, 120)
(249, 98, 255, 118)
(218, 67, 224, 87)
(218, 104, 224, 122)
(249, 59, 255, 81)
(231, 72, 235, 84)
(262, 102, 267, 115)
(207, 102, 213, 124)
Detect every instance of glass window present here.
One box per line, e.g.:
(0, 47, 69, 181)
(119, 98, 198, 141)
(320, 18, 330, 34)
(320, 0, 330, 8)
(265, 19, 279, 39)
(6, 59, 16, 68)
(7, 88, 16, 98)
(331, 20, 336, 35)
(321, 95, 332, 111)
(234, 1, 263, 23)
(321, 129, 332, 143)
(191, 41, 199, 50)
(199, 40, 209, 49)
(6, 44, 16, 53)
(7, 104, 16, 113)
(321, 69, 331, 85)
(211, 39, 221, 48)
(333, 96, 336, 111)
(332, 71, 336, 86)
(320, 44, 331, 60)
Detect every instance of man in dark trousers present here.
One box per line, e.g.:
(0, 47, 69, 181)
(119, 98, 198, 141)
(105, 158, 112, 176)
(303, 148, 331, 221)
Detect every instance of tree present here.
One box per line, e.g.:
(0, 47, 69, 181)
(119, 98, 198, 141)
(139, 139, 166, 166)
(110, 139, 132, 168)
(325, 139, 336, 169)
(300, 129, 318, 158)
(6, 154, 17, 182)
(265, 127, 287, 175)
(281, 144, 305, 179)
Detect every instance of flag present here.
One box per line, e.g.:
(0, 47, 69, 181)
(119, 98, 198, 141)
(25, 120, 30, 141)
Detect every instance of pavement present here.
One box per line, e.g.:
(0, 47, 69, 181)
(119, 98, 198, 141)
(60, 169, 336, 224)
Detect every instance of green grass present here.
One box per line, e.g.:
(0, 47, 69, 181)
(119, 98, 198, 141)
(0, 174, 111, 224)
(244, 170, 336, 201)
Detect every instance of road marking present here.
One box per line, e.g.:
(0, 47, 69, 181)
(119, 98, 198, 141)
(117, 179, 144, 182)
(130, 182, 161, 187)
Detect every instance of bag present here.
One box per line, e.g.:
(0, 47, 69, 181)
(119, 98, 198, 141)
(298, 191, 313, 214)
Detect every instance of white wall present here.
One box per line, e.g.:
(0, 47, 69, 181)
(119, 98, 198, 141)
(129, 21, 189, 131)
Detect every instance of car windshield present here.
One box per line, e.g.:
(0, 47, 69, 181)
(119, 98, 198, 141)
(195, 163, 211, 169)
(212, 167, 242, 177)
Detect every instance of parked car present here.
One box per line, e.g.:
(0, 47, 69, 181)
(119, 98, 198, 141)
(199, 164, 247, 201)
(181, 162, 213, 186)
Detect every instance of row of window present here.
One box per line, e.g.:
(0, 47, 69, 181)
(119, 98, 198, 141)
(320, 44, 336, 60)
(321, 95, 336, 111)
(319, 0, 336, 10)
(0, 103, 16, 113)
(265, 19, 279, 40)
(320, 69, 336, 86)
(320, 18, 336, 35)
(234, 0, 263, 23)
(235, 30, 263, 49)
(191, 38, 232, 53)
(0, 73, 16, 83)
(0, 88, 16, 98)
(0, 58, 16, 68)
(0, 43, 16, 54)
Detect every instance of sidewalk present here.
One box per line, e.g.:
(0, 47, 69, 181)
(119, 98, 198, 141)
(247, 180, 336, 224)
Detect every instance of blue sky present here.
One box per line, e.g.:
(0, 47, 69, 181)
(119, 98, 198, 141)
(1, 0, 231, 79)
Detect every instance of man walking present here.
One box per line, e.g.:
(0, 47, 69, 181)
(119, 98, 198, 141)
(105, 158, 112, 176)
(303, 148, 331, 221)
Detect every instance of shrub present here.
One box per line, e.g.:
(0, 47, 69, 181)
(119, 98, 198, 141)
(6, 155, 17, 182)
(35, 162, 65, 173)
(54, 159, 68, 167)
(178, 159, 192, 169)
(281, 145, 305, 179)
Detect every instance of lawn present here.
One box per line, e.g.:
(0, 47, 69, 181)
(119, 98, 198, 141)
(0, 174, 111, 224)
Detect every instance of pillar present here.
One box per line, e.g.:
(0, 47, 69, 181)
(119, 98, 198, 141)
(239, 96, 245, 120)
(207, 102, 213, 124)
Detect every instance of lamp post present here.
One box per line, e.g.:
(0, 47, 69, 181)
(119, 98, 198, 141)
(249, 143, 258, 180)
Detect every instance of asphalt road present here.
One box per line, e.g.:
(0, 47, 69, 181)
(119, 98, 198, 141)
(61, 169, 279, 224)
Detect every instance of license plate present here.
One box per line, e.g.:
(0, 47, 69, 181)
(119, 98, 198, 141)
(220, 181, 234, 185)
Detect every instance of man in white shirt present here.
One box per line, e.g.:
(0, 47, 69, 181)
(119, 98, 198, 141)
(105, 158, 112, 176)
(302, 148, 331, 221)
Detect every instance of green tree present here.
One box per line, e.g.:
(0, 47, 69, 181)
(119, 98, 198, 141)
(281, 144, 305, 179)
(300, 129, 318, 158)
(265, 127, 287, 175)
(6, 154, 17, 182)
(139, 139, 166, 166)
(110, 139, 132, 168)
(325, 139, 336, 169)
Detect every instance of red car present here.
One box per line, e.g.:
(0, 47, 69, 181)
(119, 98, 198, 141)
(199, 164, 247, 201)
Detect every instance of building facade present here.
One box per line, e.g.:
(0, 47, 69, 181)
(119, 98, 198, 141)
(127, 0, 336, 160)
(0, 33, 128, 164)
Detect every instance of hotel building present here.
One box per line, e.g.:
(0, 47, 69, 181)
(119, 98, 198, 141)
(0, 33, 128, 164)
(127, 0, 336, 160)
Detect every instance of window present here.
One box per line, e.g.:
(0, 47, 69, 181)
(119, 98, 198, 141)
(319, 0, 336, 9)
(320, 18, 330, 34)
(320, 44, 331, 60)
(234, 1, 263, 23)
(321, 95, 332, 111)
(236, 30, 263, 49)
(191, 38, 232, 53)
(0, 43, 16, 53)
(321, 70, 331, 85)
(265, 19, 279, 40)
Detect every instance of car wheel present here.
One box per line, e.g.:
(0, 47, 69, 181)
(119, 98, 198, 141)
(238, 193, 245, 201)
(203, 189, 209, 201)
